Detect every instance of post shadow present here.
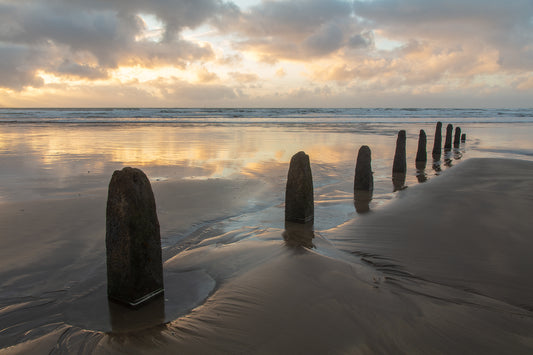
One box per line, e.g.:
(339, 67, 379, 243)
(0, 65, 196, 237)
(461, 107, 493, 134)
(432, 121, 442, 160)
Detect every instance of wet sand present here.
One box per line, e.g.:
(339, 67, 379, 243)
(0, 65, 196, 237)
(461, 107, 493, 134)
(1, 158, 533, 354)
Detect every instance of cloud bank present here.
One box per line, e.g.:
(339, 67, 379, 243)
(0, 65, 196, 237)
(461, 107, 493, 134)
(0, 0, 531, 107)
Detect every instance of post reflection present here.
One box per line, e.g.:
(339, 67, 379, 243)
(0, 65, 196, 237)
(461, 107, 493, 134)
(444, 150, 453, 167)
(108, 293, 165, 333)
(415, 161, 428, 183)
(354, 190, 373, 214)
(432, 158, 442, 174)
(283, 221, 315, 249)
(453, 148, 463, 160)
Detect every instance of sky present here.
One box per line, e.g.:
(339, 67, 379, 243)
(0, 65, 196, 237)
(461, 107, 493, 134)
(0, 0, 532, 108)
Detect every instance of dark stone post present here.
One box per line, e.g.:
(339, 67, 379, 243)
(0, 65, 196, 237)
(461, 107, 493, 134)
(392, 130, 406, 174)
(415, 130, 427, 163)
(106, 167, 164, 307)
(354, 145, 373, 191)
(432, 122, 442, 158)
(285, 151, 314, 223)
(453, 127, 461, 148)
(461, 133, 466, 142)
(444, 124, 453, 150)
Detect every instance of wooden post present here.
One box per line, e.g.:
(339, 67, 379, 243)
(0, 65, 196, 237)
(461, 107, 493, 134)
(444, 124, 453, 150)
(354, 145, 373, 191)
(285, 151, 314, 223)
(106, 167, 164, 307)
(432, 122, 442, 158)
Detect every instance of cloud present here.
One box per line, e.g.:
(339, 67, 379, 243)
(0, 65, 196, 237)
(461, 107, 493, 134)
(0, 0, 532, 107)
(0, 44, 45, 90)
(353, 0, 533, 71)
(197, 67, 220, 83)
(229, 72, 260, 83)
(218, 0, 373, 61)
(0, 0, 227, 89)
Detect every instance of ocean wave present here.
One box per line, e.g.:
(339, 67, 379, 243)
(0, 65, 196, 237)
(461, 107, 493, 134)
(0, 108, 532, 124)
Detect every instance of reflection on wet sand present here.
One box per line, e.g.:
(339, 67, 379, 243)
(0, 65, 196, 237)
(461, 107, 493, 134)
(444, 150, 453, 167)
(453, 148, 463, 160)
(283, 221, 315, 248)
(432, 158, 442, 174)
(415, 161, 428, 183)
(108, 294, 165, 333)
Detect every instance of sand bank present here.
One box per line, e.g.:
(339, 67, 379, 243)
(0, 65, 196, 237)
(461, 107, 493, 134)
(1, 158, 533, 354)
(328, 158, 533, 310)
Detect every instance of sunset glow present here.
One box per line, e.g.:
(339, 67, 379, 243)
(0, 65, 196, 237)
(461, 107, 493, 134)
(1, 0, 532, 107)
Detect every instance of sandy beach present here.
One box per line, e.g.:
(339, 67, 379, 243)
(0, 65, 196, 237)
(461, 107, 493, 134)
(1, 116, 533, 353)
(1, 156, 532, 354)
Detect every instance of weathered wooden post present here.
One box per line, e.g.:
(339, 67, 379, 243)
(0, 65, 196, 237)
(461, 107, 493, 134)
(392, 130, 407, 192)
(106, 167, 164, 307)
(285, 151, 314, 223)
(453, 127, 461, 148)
(432, 122, 442, 159)
(461, 133, 466, 142)
(416, 129, 427, 164)
(283, 221, 315, 248)
(354, 145, 373, 192)
(393, 130, 407, 174)
(354, 145, 373, 214)
(444, 124, 453, 150)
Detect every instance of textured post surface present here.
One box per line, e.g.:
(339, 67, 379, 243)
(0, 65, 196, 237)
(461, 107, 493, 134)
(392, 130, 406, 174)
(285, 151, 314, 223)
(106, 167, 164, 307)
(432, 122, 442, 158)
(444, 124, 453, 150)
(453, 127, 461, 148)
(416, 130, 427, 162)
(461, 133, 466, 142)
(283, 221, 315, 248)
(354, 145, 373, 191)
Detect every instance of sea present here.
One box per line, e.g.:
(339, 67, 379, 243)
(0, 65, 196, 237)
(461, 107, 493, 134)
(1, 107, 532, 124)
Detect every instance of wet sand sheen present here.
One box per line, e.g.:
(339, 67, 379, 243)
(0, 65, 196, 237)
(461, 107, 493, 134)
(1, 158, 533, 353)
